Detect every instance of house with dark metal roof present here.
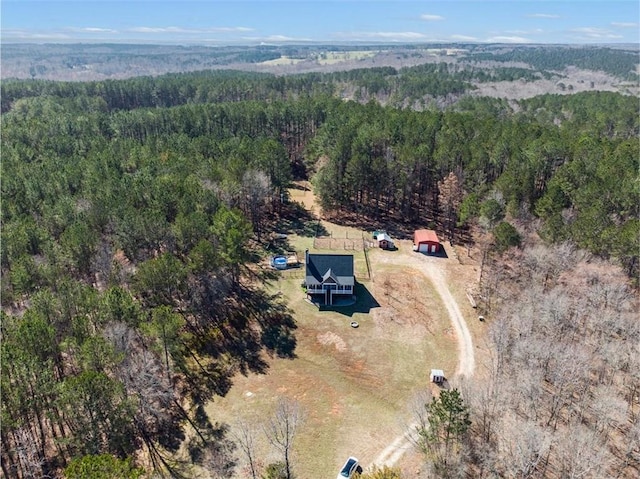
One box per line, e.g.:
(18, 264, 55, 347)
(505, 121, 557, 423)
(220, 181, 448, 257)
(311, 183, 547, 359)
(304, 251, 354, 305)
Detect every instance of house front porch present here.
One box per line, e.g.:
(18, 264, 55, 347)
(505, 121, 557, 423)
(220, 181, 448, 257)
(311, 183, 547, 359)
(306, 293, 357, 308)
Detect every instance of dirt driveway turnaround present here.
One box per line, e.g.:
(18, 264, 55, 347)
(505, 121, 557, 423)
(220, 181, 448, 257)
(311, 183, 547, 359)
(290, 182, 476, 379)
(411, 254, 475, 378)
(373, 243, 475, 378)
(371, 242, 476, 469)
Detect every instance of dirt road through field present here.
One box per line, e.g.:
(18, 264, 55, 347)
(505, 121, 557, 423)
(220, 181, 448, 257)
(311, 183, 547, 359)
(289, 184, 476, 472)
(371, 245, 476, 469)
(412, 254, 475, 378)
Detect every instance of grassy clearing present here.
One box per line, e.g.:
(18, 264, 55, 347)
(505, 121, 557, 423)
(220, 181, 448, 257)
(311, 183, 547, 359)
(207, 235, 459, 478)
(209, 185, 468, 477)
(260, 56, 306, 66)
(316, 50, 378, 65)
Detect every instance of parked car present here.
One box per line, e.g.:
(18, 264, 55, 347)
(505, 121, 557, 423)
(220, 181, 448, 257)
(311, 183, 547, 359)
(337, 457, 359, 479)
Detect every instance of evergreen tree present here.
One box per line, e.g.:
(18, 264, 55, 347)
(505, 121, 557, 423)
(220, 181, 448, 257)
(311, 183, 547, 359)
(417, 389, 471, 475)
(493, 221, 522, 253)
(64, 454, 144, 479)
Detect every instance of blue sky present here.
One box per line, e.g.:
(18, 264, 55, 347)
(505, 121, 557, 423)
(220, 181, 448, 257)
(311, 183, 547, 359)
(2, 1, 639, 44)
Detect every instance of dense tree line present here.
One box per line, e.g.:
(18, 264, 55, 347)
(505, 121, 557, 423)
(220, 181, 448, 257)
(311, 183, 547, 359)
(1, 87, 303, 478)
(467, 46, 639, 80)
(307, 91, 638, 278)
(0, 72, 335, 114)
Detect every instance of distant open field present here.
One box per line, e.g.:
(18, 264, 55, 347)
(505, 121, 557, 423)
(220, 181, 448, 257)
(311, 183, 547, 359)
(315, 50, 378, 65)
(259, 55, 306, 66)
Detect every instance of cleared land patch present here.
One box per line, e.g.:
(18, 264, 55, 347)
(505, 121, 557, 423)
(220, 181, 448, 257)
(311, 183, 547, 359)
(315, 50, 378, 65)
(207, 185, 479, 477)
(259, 55, 306, 66)
(206, 237, 460, 478)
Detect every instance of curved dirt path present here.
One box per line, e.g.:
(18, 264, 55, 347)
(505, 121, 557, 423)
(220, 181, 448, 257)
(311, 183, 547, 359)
(412, 254, 475, 378)
(371, 246, 475, 470)
(289, 185, 475, 470)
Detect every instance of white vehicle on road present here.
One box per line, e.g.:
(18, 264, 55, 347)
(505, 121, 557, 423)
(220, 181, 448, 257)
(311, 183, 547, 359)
(337, 457, 359, 479)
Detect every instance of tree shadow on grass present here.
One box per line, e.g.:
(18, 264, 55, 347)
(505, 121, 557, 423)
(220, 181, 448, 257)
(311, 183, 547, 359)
(182, 281, 297, 408)
(237, 286, 297, 360)
(186, 412, 236, 478)
(318, 282, 380, 317)
(274, 201, 328, 237)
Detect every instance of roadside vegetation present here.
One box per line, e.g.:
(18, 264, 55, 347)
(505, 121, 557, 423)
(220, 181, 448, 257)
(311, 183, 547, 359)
(1, 47, 638, 478)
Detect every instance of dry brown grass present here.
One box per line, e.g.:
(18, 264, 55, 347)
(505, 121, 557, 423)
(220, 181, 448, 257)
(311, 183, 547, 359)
(206, 231, 480, 478)
(205, 183, 484, 478)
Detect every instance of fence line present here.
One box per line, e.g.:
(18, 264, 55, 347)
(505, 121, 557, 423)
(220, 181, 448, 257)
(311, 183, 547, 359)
(362, 236, 373, 282)
(307, 233, 375, 281)
(313, 236, 370, 251)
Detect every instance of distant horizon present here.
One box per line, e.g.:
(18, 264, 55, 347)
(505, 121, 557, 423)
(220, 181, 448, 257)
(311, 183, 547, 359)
(2, 40, 639, 50)
(2, 1, 639, 45)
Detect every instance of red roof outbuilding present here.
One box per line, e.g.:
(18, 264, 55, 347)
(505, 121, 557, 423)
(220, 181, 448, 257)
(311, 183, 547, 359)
(414, 229, 440, 244)
(414, 229, 441, 253)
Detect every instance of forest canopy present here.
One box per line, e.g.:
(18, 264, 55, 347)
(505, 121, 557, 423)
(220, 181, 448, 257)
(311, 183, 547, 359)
(1, 62, 638, 478)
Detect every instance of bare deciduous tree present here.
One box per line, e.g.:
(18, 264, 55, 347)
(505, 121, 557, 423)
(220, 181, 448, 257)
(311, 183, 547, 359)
(406, 388, 433, 452)
(233, 418, 261, 479)
(499, 417, 551, 479)
(556, 424, 608, 479)
(457, 240, 640, 478)
(264, 398, 303, 479)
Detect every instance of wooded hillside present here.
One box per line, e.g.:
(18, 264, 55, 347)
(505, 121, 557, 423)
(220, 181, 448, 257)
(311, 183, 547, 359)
(1, 60, 638, 478)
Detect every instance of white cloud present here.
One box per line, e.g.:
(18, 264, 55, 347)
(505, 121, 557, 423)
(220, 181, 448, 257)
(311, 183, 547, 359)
(71, 27, 119, 33)
(1, 29, 72, 40)
(130, 26, 186, 33)
(334, 31, 430, 41)
(83, 28, 116, 33)
(128, 26, 252, 34)
(570, 27, 624, 39)
(241, 34, 312, 42)
(372, 32, 428, 39)
(527, 13, 560, 19)
(450, 34, 478, 41)
(263, 35, 311, 42)
(571, 27, 606, 34)
(485, 35, 532, 43)
(611, 22, 638, 28)
(211, 27, 254, 33)
(420, 14, 444, 21)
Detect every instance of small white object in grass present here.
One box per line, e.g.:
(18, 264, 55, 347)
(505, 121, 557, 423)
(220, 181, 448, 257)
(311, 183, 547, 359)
(245, 391, 254, 397)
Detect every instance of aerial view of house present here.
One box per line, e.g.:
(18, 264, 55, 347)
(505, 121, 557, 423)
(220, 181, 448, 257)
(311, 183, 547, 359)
(2, 4, 638, 476)
(304, 251, 355, 305)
